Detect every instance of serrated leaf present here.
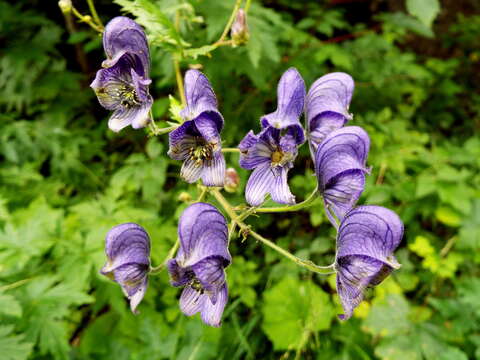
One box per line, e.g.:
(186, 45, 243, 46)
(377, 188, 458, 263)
(261, 277, 334, 350)
(0, 292, 22, 317)
(0, 326, 33, 360)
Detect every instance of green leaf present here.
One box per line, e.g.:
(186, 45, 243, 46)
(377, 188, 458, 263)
(261, 277, 335, 350)
(183, 44, 218, 59)
(0, 326, 33, 360)
(0, 292, 22, 317)
(406, 0, 440, 28)
(435, 206, 461, 227)
(364, 294, 411, 337)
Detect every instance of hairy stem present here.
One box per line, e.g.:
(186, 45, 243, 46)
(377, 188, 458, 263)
(221, 147, 240, 153)
(173, 54, 187, 106)
(211, 189, 335, 274)
(255, 187, 319, 213)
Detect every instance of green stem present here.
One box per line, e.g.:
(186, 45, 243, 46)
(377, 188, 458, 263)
(149, 124, 179, 136)
(0, 278, 33, 292)
(221, 147, 240, 153)
(173, 54, 186, 106)
(216, 0, 243, 44)
(211, 189, 335, 275)
(150, 240, 180, 274)
(255, 187, 319, 213)
(86, 0, 103, 28)
(71, 6, 103, 32)
(244, 0, 252, 13)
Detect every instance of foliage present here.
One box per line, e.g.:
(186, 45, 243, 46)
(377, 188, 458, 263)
(0, 0, 479, 359)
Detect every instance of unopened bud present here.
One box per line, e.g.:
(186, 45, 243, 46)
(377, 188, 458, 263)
(224, 168, 240, 193)
(231, 9, 249, 46)
(58, 0, 72, 13)
(178, 192, 192, 202)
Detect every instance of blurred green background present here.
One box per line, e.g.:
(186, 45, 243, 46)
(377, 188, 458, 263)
(1, 0, 479, 359)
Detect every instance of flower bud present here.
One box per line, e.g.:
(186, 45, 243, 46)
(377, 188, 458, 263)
(224, 167, 240, 193)
(58, 0, 72, 13)
(178, 191, 192, 202)
(231, 9, 249, 46)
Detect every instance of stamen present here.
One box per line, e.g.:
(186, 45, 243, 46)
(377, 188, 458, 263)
(187, 137, 216, 167)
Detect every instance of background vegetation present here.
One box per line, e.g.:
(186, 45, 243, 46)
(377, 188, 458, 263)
(0, 0, 479, 359)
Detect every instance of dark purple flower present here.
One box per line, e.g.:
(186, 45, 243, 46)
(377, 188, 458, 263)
(260, 68, 306, 144)
(306, 72, 354, 156)
(335, 205, 403, 320)
(239, 126, 298, 206)
(167, 203, 231, 327)
(90, 16, 153, 132)
(168, 70, 226, 186)
(101, 223, 150, 313)
(315, 126, 370, 227)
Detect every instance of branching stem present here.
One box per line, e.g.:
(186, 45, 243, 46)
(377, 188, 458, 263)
(255, 187, 319, 213)
(216, 0, 243, 44)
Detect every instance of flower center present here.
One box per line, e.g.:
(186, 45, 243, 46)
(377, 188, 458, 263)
(271, 147, 286, 166)
(189, 278, 204, 294)
(189, 138, 215, 166)
(118, 85, 140, 108)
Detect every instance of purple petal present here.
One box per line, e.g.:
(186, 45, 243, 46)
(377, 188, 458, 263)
(315, 126, 370, 223)
(270, 166, 295, 205)
(176, 203, 231, 266)
(103, 223, 150, 269)
(245, 163, 276, 206)
(201, 151, 226, 187)
(324, 169, 366, 223)
(239, 131, 272, 170)
(337, 205, 404, 262)
(261, 68, 306, 129)
(168, 121, 199, 160)
(102, 17, 150, 74)
(336, 255, 388, 320)
(180, 70, 223, 130)
(167, 259, 193, 287)
(191, 256, 227, 303)
(335, 205, 404, 320)
(180, 157, 203, 184)
(179, 285, 205, 316)
(200, 283, 228, 327)
(109, 102, 151, 132)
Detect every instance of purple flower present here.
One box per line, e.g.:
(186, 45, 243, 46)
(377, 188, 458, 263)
(315, 126, 370, 227)
(239, 126, 299, 206)
(101, 223, 150, 313)
(260, 67, 306, 144)
(306, 72, 354, 156)
(90, 17, 153, 132)
(167, 203, 231, 327)
(335, 205, 403, 320)
(168, 70, 226, 186)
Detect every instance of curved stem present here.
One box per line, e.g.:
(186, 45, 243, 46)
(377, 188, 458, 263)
(71, 6, 103, 33)
(211, 189, 335, 275)
(255, 187, 319, 213)
(244, 0, 252, 13)
(216, 0, 243, 44)
(221, 147, 240, 153)
(149, 124, 179, 136)
(150, 240, 180, 274)
(86, 0, 103, 28)
(173, 55, 186, 106)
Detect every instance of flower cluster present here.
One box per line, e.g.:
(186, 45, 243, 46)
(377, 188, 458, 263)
(95, 17, 404, 325)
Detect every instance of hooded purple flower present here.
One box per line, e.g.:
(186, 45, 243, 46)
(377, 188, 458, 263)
(335, 205, 403, 320)
(315, 126, 370, 227)
(306, 72, 354, 156)
(90, 17, 153, 132)
(101, 223, 150, 313)
(260, 67, 306, 144)
(167, 203, 231, 327)
(168, 70, 226, 186)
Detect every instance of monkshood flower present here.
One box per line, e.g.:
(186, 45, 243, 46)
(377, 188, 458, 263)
(168, 70, 226, 186)
(335, 205, 404, 320)
(305, 72, 354, 156)
(167, 203, 231, 327)
(90, 16, 153, 132)
(315, 126, 370, 227)
(239, 126, 300, 206)
(260, 67, 306, 144)
(101, 223, 150, 313)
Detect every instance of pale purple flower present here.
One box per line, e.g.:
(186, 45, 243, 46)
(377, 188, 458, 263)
(231, 9, 249, 45)
(168, 70, 226, 186)
(260, 67, 306, 144)
(167, 203, 231, 327)
(101, 223, 150, 313)
(315, 126, 370, 227)
(90, 17, 153, 132)
(239, 126, 299, 206)
(335, 205, 403, 320)
(306, 72, 354, 157)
